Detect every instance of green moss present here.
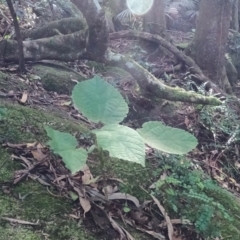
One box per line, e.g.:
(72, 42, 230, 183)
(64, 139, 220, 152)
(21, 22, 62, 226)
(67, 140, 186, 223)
(0, 103, 95, 240)
(205, 187, 240, 239)
(32, 65, 86, 94)
(0, 103, 88, 144)
(89, 157, 151, 201)
(0, 225, 42, 240)
(0, 181, 96, 240)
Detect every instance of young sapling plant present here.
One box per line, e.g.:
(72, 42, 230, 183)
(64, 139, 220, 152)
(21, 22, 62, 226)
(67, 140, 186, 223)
(45, 75, 198, 189)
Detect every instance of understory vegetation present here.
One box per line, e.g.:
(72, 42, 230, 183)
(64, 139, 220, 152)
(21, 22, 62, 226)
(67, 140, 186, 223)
(1, 0, 240, 240)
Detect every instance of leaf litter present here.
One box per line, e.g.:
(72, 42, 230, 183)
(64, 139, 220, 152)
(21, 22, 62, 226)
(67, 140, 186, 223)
(1, 140, 192, 240)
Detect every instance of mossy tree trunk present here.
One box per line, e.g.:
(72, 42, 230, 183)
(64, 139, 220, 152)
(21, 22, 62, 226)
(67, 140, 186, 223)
(143, 0, 166, 37)
(186, 0, 232, 93)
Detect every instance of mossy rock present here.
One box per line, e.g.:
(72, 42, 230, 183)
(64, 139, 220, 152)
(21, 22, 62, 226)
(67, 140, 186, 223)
(32, 64, 86, 94)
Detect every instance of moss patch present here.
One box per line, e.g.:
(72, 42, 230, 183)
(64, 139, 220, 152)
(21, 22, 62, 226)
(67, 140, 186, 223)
(32, 64, 86, 94)
(0, 103, 154, 240)
(0, 181, 96, 240)
(0, 103, 95, 240)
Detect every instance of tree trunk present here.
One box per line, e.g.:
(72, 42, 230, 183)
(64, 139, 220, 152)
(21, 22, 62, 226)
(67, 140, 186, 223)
(143, 0, 166, 37)
(185, 0, 232, 93)
(230, 0, 239, 31)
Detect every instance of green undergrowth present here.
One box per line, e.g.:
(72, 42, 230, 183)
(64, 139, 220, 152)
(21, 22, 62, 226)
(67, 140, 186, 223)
(0, 102, 88, 143)
(0, 103, 94, 240)
(150, 154, 240, 239)
(0, 103, 153, 239)
(0, 181, 95, 240)
(1, 103, 240, 239)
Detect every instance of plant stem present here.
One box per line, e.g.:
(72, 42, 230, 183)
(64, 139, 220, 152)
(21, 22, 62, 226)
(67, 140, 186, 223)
(98, 147, 108, 199)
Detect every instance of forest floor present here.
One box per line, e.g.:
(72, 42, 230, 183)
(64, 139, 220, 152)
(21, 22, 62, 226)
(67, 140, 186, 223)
(1, 4, 240, 240)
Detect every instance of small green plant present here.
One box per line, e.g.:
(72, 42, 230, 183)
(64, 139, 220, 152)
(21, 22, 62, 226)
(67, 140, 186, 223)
(45, 75, 198, 174)
(0, 108, 7, 120)
(151, 156, 233, 238)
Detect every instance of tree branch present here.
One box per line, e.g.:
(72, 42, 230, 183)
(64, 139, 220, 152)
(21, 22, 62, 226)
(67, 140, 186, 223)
(106, 50, 222, 106)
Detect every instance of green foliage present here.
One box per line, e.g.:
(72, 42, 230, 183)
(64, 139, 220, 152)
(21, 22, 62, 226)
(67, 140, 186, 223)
(0, 108, 7, 120)
(46, 75, 198, 173)
(152, 156, 233, 238)
(92, 124, 145, 167)
(45, 127, 87, 174)
(72, 75, 128, 124)
(137, 121, 198, 155)
(198, 98, 240, 178)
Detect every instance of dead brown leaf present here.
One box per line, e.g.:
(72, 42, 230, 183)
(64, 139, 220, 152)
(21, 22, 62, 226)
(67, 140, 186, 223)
(108, 193, 140, 207)
(151, 195, 173, 240)
(108, 214, 135, 240)
(20, 91, 28, 103)
(80, 164, 93, 184)
(31, 148, 46, 161)
(80, 197, 91, 217)
(125, 218, 165, 240)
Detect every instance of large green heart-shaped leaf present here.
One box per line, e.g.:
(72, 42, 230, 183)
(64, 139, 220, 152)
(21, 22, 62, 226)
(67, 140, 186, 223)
(137, 121, 198, 155)
(45, 126, 78, 153)
(58, 149, 88, 174)
(93, 124, 145, 167)
(72, 75, 128, 124)
(45, 127, 87, 174)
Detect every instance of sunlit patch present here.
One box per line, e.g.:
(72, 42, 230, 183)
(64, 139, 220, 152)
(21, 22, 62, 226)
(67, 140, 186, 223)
(126, 0, 154, 16)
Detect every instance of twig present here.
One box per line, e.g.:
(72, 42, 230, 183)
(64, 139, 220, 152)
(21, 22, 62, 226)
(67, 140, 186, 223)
(1, 217, 39, 226)
(14, 159, 48, 184)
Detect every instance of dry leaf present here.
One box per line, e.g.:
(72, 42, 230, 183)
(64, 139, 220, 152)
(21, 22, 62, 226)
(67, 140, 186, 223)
(125, 218, 165, 240)
(80, 197, 91, 217)
(20, 91, 28, 103)
(83, 176, 100, 185)
(26, 142, 37, 148)
(108, 193, 140, 207)
(108, 214, 135, 240)
(184, 116, 190, 127)
(31, 148, 46, 161)
(81, 164, 93, 183)
(151, 195, 173, 240)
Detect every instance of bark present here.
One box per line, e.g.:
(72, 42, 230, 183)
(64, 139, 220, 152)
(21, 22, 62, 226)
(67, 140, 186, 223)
(0, 0, 222, 106)
(6, 0, 25, 72)
(185, 0, 232, 93)
(20, 17, 86, 40)
(230, 0, 239, 31)
(106, 50, 221, 106)
(71, 0, 108, 61)
(143, 0, 166, 37)
(110, 30, 224, 94)
(0, 30, 87, 62)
